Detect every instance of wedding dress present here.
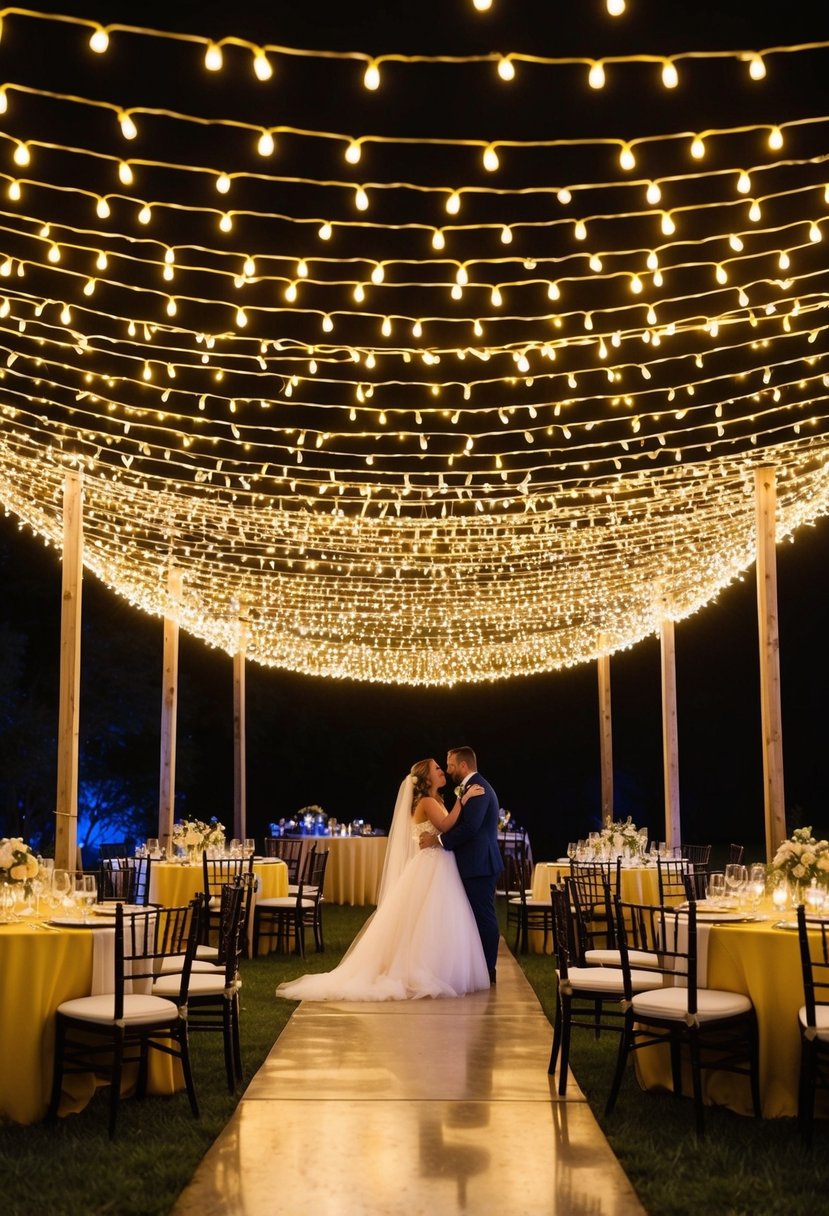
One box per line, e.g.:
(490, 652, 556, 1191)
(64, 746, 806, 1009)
(275, 820, 490, 1002)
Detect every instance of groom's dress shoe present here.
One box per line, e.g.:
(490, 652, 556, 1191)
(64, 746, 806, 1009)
(489, 969, 497, 985)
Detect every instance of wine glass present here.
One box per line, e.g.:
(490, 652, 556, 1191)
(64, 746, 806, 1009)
(707, 871, 726, 906)
(725, 863, 747, 906)
(566, 842, 576, 862)
(74, 873, 98, 923)
(52, 869, 72, 910)
(243, 837, 255, 858)
(146, 838, 160, 859)
(805, 880, 826, 917)
(771, 874, 789, 919)
(747, 863, 766, 910)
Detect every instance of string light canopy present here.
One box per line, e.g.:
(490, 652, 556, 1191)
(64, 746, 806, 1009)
(0, 5, 828, 685)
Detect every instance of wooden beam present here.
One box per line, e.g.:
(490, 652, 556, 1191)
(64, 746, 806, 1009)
(597, 647, 613, 825)
(55, 470, 83, 871)
(158, 567, 182, 845)
(660, 616, 681, 850)
(232, 613, 248, 841)
(755, 466, 787, 861)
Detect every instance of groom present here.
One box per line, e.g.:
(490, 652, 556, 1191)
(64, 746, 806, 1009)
(421, 746, 502, 984)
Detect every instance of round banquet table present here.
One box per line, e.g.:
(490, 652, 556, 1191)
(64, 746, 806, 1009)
(283, 835, 388, 905)
(635, 915, 826, 1119)
(528, 862, 662, 953)
(0, 922, 179, 1125)
(149, 859, 288, 954)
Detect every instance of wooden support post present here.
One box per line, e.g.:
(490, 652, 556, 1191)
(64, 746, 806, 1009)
(158, 567, 182, 845)
(755, 467, 787, 861)
(232, 613, 248, 842)
(660, 616, 681, 851)
(597, 645, 613, 825)
(55, 470, 83, 871)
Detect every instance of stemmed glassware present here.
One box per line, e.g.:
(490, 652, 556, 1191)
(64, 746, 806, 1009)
(707, 872, 726, 906)
(75, 874, 98, 923)
(52, 869, 72, 911)
(725, 863, 747, 906)
(748, 863, 766, 911)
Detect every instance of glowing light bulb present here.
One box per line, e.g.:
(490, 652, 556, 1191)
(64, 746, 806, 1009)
(768, 126, 784, 151)
(7, 180, 20, 201)
(497, 56, 515, 82)
(715, 264, 728, 284)
(219, 212, 233, 232)
(574, 220, 587, 241)
(318, 222, 332, 240)
(737, 170, 751, 194)
(810, 222, 822, 242)
(345, 140, 362, 165)
(748, 53, 766, 81)
(253, 50, 273, 82)
(619, 143, 636, 171)
(381, 316, 392, 337)
(216, 173, 231, 194)
(353, 284, 365, 303)
(119, 111, 137, 140)
(364, 59, 381, 90)
(296, 259, 308, 277)
(690, 136, 706, 159)
(138, 204, 151, 224)
(749, 200, 762, 222)
(166, 297, 177, 316)
(557, 189, 572, 205)
(118, 161, 133, 186)
(472, 0, 492, 10)
(491, 285, 502, 307)
(83, 278, 95, 296)
(89, 26, 109, 54)
(446, 190, 461, 215)
(547, 281, 560, 300)
(482, 144, 499, 172)
(236, 307, 247, 327)
(47, 244, 60, 263)
(96, 251, 107, 270)
(257, 130, 275, 157)
(630, 274, 643, 294)
(500, 225, 513, 244)
(661, 211, 676, 235)
(456, 265, 469, 286)
(607, 0, 625, 13)
(728, 234, 744, 251)
(432, 229, 446, 251)
(96, 196, 110, 218)
(778, 251, 790, 270)
(661, 60, 679, 89)
(204, 42, 223, 71)
(354, 186, 369, 211)
(646, 181, 662, 205)
(371, 264, 385, 284)
(322, 314, 333, 332)
(588, 61, 606, 89)
(60, 304, 71, 324)
(13, 143, 30, 167)
(0, 88, 7, 115)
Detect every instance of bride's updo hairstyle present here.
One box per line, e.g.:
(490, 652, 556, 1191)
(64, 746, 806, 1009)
(410, 759, 433, 809)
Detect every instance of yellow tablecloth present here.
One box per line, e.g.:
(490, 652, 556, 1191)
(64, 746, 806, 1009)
(150, 859, 288, 955)
(528, 862, 662, 953)
(284, 836, 388, 905)
(0, 923, 179, 1125)
(635, 917, 814, 1118)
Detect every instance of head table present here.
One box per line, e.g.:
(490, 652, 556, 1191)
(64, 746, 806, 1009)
(0, 921, 180, 1125)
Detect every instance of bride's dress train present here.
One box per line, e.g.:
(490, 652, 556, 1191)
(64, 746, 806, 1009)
(276, 822, 490, 1001)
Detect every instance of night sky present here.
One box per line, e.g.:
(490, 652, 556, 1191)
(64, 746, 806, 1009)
(1, 1, 828, 863)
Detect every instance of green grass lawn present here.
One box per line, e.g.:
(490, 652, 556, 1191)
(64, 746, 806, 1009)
(2, 906, 827, 1215)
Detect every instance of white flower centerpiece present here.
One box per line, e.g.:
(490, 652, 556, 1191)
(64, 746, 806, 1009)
(772, 826, 829, 898)
(0, 837, 40, 919)
(596, 817, 646, 861)
(172, 817, 226, 861)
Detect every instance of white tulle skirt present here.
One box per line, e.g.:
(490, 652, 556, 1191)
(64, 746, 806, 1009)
(275, 847, 490, 1002)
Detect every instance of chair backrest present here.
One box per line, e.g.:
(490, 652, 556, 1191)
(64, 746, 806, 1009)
(99, 841, 134, 860)
(797, 904, 829, 1030)
(263, 836, 305, 882)
(213, 880, 247, 980)
(202, 854, 254, 898)
(299, 847, 329, 903)
(614, 897, 697, 1008)
(680, 843, 712, 867)
(565, 872, 613, 962)
(656, 857, 690, 906)
(97, 857, 152, 906)
(112, 900, 201, 1019)
(728, 843, 745, 865)
(503, 851, 530, 904)
(549, 884, 577, 980)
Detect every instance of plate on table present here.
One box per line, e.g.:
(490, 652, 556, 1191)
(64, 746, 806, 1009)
(679, 906, 758, 923)
(92, 903, 145, 915)
(48, 916, 113, 928)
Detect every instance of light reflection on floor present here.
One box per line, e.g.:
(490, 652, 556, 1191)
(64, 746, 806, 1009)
(173, 942, 645, 1216)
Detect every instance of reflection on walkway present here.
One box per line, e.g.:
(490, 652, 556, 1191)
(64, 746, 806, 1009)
(174, 942, 645, 1216)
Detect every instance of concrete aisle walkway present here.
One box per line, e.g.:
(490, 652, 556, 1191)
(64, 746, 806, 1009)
(174, 941, 646, 1216)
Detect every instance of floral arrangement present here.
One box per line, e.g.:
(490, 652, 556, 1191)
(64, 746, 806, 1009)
(0, 837, 40, 888)
(597, 817, 645, 857)
(298, 805, 326, 819)
(172, 817, 226, 851)
(772, 826, 829, 886)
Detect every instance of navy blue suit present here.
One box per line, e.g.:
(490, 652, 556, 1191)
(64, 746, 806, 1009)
(439, 772, 501, 973)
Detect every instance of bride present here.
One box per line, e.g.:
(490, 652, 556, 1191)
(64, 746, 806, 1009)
(275, 758, 491, 1001)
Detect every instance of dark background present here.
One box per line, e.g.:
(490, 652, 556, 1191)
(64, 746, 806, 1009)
(0, 1, 828, 862)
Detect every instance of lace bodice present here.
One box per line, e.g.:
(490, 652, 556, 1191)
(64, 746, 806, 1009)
(412, 820, 439, 841)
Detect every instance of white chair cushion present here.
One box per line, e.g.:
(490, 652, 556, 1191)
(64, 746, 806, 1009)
(560, 967, 662, 995)
(585, 949, 661, 969)
(632, 987, 752, 1022)
(196, 944, 219, 959)
(153, 972, 238, 997)
(287, 884, 318, 895)
(798, 1005, 829, 1039)
(257, 897, 315, 909)
(57, 993, 179, 1025)
(158, 954, 223, 975)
